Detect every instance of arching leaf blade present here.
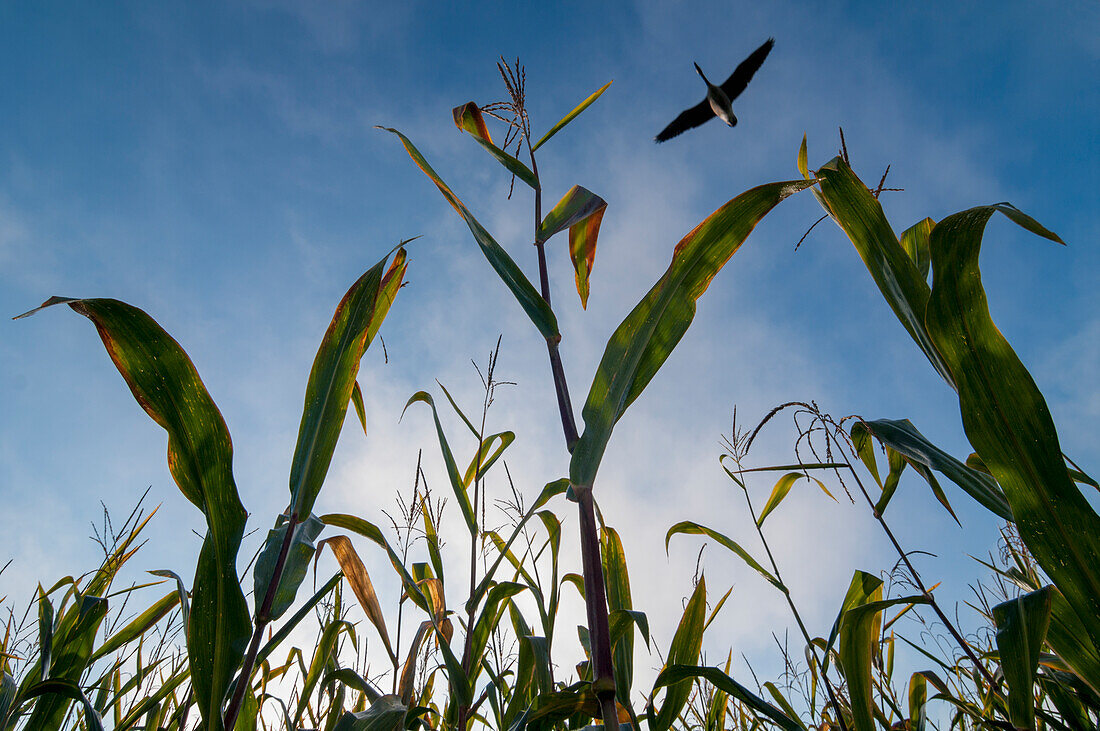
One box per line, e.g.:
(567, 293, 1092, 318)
(569, 179, 814, 489)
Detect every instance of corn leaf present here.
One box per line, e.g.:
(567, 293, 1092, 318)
(814, 158, 955, 388)
(900, 217, 935, 281)
(654, 665, 801, 731)
(17, 297, 248, 731)
(253, 513, 324, 622)
(852, 419, 1012, 521)
(382, 127, 558, 340)
(650, 577, 707, 731)
(538, 185, 608, 309)
(317, 536, 396, 665)
(531, 80, 612, 152)
(570, 178, 814, 489)
(288, 246, 405, 519)
(993, 586, 1053, 730)
(452, 102, 537, 189)
(666, 521, 784, 592)
(601, 526, 634, 709)
(924, 205, 1100, 658)
(90, 591, 179, 662)
(402, 391, 476, 534)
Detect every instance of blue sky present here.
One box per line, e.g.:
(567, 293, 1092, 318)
(2, 0, 1098, 708)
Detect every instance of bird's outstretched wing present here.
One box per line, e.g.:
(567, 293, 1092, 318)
(719, 37, 774, 102)
(654, 98, 712, 143)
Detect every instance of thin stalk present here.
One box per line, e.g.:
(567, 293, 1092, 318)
(737, 480, 849, 731)
(841, 463, 999, 691)
(528, 147, 617, 728)
(223, 512, 299, 731)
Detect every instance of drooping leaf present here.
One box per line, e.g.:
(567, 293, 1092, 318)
(316, 535, 396, 664)
(531, 80, 612, 152)
(17, 297, 248, 731)
(382, 127, 558, 339)
(653, 666, 801, 731)
(452, 102, 537, 189)
(252, 513, 324, 622)
(538, 185, 607, 309)
(852, 419, 1013, 521)
(813, 157, 955, 387)
(924, 205, 1100, 655)
(402, 391, 476, 534)
(569, 178, 814, 489)
(351, 381, 368, 436)
(665, 521, 784, 592)
(20, 680, 106, 731)
(993, 586, 1053, 730)
(288, 246, 406, 519)
(650, 577, 706, 731)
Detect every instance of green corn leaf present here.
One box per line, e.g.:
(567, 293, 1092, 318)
(852, 419, 1013, 521)
(653, 665, 801, 731)
(469, 582, 527, 690)
(900, 218, 935, 281)
(924, 205, 1100, 657)
(25, 592, 108, 730)
(460, 430, 515, 487)
(665, 521, 784, 592)
(650, 577, 707, 731)
(1045, 588, 1100, 696)
(0, 672, 17, 727)
(797, 134, 809, 179)
(876, 446, 907, 516)
(531, 80, 613, 152)
(148, 569, 190, 639)
(763, 682, 808, 730)
(908, 673, 927, 731)
(757, 473, 808, 526)
(37, 589, 53, 683)
(351, 381, 368, 436)
(813, 157, 955, 388)
(538, 185, 608, 309)
(293, 619, 356, 727)
(253, 513, 324, 622)
(90, 590, 179, 663)
(289, 246, 406, 519)
(17, 296, 248, 731)
(569, 178, 814, 490)
(331, 695, 408, 731)
(402, 390, 476, 534)
(838, 582, 930, 731)
(452, 102, 537, 189)
(382, 127, 558, 340)
(993, 586, 1053, 730)
(600, 526, 634, 708)
(20, 680, 105, 731)
(323, 668, 384, 705)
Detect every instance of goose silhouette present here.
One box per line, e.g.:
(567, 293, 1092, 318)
(655, 38, 774, 143)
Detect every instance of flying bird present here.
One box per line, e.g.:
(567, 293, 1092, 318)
(654, 38, 775, 143)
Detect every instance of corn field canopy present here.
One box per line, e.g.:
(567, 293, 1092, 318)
(2, 3, 1098, 731)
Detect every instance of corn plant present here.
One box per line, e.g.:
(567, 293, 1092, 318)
(15, 244, 408, 730)
(382, 58, 814, 730)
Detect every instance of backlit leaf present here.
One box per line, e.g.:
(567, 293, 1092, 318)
(18, 297, 248, 731)
(570, 178, 814, 489)
(538, 185, 608, 309)
(925, 205, 1100, 654)
(993, 586, 1053, 729)
(382, 127, 558, 340)
(452, 102, 537, 189)
(531, 80, 612, 152)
